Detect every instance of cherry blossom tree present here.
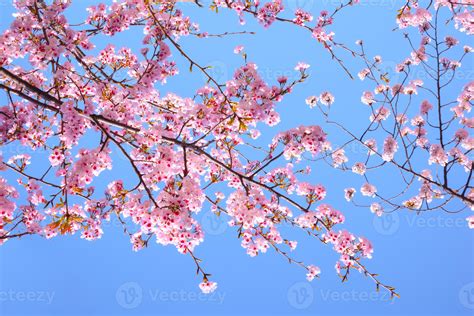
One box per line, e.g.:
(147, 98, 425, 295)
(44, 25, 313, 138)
(0, 0, 471, 297)
(311, 1, 473, 224)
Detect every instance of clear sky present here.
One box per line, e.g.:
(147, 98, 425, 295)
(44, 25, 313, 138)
(0, 1, 473, 316)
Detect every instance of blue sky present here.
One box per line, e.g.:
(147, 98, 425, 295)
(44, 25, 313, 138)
(0, 1, 473, 315)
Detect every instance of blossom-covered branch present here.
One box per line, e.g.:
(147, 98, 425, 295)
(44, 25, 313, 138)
(0, 0, 399, 296)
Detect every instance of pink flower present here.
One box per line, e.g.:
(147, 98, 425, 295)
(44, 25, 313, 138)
(364, 139, 378, 155)
(361, 91, 375, 105)
(344, 188, 356, 201)
(403, 197, 423, 210)
(358, 68, 370, 80)
(277, 76, 288, 84)
(375, 85, 389, 94)
(0, 177, 18, 227)
(306, 265, 321, 281)
(332, 149, 348, 167)
(455, 128, 469, 141)
(106, 180, 125, 199)
(81, 221, 103, 241)
(428, 144, 448, 166)
(131, 232, 145, 252)
(275, 125, 326, 159)
(49, 147, 65, 167)
(257, 0, 283, 28)
(445, 36, 459, 47)
(319, 91, 335, 106)
(249, 129, 261, 139)
(8, 154, 31, 166)
(358, 237, 373, 259)
(305, 95, 318, 108)
(352, 162, 366, 175)
(312, 27, 334, 42)
(233, 45, 244, 54)
(370, 203, 383, 216)
(293, 9, 313, 26)
(294, 62, 310, 72)
(370, 107, 390, 122)
(288, 240, 298, 251)
(411, 115, 425, 126)
(454, 11, 474, 34)
(397, 8, 432, 29)
(382, 136, 398, 161)
(296, 183, 327, 202)
(361, 183, 377, 197)
(199, 281, 218, 294)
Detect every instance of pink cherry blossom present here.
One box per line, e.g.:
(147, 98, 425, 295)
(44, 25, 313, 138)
(428, 144, 448, 166)
(294, 62, 310, 72)
(199, 281, 218, 294)
(361, 183, 377, 198)
(293, 9, 313, 26)
(358, 68, 370, 80)
(344, 188, 356, 202)
(370, 203, 383, 217)
(306, 265, 321, 281)
(361, 91, 375, 105)
(234, 45, 244, 54)
(332, 149, 348, 167)
(257, 0, 283, 28)
(370, 107, 390, 122)
(319, 91, 335, 106)
(352, 162, 366, 175)
(382, 136, 398, 162)
(305, 95, 318, 108)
